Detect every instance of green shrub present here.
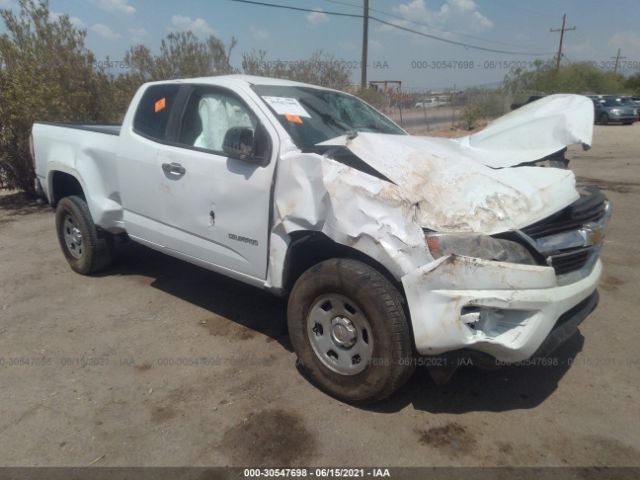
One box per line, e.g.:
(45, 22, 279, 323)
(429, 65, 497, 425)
(0, 0, 108, 194)
(461, 103, 483, 130)
(504, 60, 627, 95)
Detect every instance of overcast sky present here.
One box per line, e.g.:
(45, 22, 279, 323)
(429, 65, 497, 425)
(1, 0, 639, 89)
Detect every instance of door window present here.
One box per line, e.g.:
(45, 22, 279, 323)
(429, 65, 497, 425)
(178, 89, 258, 154)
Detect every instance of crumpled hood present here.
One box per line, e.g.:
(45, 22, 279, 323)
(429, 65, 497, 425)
(319, 94, 594, 234)
(456, 93, 593, 168)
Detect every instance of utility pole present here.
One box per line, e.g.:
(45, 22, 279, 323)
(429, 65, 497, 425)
(550, 14, 576, 70)
(611, 48, 626, 73)
(361, 0, 369, 88)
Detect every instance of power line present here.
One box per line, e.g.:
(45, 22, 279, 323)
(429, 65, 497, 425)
(323, 0, 536, 50)
(550, 14, 576, 70)
(228, 0, 555, 56)
(228, 0, 362, 18)
(361, 0, 369, 87)
(372, 16, 553, 56)
(611, 48, 626, 73)
(323, 0, 360, 8)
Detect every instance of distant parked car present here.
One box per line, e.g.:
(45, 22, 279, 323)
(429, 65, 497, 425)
(593, 97, 635, 125)
(415, 98, 448, 109)
(619, 97, 640, 120)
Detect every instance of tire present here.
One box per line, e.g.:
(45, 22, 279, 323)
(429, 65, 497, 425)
(55, 195, 114, 275)
(623, 121, 633, 125)
(287, 258, 415, 404)
(599, 113, 609, 125)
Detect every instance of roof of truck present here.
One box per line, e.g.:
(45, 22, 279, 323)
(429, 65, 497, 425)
(147, 74, 332, 90)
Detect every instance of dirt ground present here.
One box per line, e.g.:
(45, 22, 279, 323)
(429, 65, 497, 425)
(0, 124, 639, 467)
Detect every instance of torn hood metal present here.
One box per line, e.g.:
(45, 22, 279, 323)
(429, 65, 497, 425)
(319, 94, 594, 234)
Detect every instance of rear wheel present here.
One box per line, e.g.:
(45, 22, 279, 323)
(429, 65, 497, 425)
(55, 195, 113, 275)
(287, 258, 415, 404)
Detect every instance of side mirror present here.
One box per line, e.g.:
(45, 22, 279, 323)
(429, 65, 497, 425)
(223, 127, 256, 161)
(222, 125, 271, 167)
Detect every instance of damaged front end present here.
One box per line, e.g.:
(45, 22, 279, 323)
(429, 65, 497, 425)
(269, 93, 609, 364)
(402, 185, 610, 363)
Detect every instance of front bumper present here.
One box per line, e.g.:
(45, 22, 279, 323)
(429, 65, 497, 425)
(609, 113, 635, 122)
(532, 289, 598, 359)
(402, 255, 602, 363)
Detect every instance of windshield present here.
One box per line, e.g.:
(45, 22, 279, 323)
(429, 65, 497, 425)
(252, 85, 405, 149)
(602, 98, 623, 107)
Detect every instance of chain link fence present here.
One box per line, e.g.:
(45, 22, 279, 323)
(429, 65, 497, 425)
(359, 85, 538, 134)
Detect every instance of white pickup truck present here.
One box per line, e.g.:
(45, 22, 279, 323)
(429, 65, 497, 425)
(32, 75, 610, 403)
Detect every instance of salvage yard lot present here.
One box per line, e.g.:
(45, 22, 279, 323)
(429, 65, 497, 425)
(0, 124, 639, 467)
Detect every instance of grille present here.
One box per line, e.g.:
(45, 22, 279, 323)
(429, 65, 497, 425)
(548, 248, 592, 275)
(522, 187, 608, 276)
(522, 187, 607, 240)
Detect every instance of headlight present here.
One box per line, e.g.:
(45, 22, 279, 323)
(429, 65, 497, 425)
(610, 108, 621, 114)
(425, 232, 537, 265)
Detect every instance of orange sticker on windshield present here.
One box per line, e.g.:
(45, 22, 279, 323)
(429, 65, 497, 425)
(285, 113, 303, 124)
(154, 97, 167, 113)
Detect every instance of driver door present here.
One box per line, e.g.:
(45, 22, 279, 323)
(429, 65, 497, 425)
(153, 85, 275, 280)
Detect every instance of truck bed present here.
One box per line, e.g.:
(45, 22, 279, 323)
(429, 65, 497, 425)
(32, 122, 122, 217)
(36, 122, 121, 136)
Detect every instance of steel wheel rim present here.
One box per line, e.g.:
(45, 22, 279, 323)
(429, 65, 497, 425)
(62, 213, 84, 259)
(307, 293, 374, 376)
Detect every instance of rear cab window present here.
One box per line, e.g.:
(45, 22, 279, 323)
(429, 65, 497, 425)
(133, 84, 180, 141)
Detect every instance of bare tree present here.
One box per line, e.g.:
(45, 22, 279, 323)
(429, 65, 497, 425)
(242, 49, 351, 90)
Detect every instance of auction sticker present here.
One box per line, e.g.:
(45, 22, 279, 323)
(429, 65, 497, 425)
(262, 96, 311, 118)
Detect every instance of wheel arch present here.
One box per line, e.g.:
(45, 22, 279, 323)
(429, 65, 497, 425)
(49, 170, 85, 206)
(281, 231, 404, 296)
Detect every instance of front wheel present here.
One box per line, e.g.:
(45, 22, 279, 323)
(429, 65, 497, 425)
(287, 259, 415, 404)
(55, 195, 113, 275)
(599, 113, 609, 125)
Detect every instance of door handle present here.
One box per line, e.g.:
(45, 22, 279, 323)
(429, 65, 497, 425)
(162, 162, 186, 177)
